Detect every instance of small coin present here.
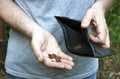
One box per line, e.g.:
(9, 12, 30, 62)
(48, 54, 61, 62)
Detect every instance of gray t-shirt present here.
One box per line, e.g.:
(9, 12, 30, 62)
(5, 0, 98, 79)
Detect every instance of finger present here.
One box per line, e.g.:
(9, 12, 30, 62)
(100, 33, 110, 48)
(81, 9, 94, 28)
(89, 29, 106, 44)
(89, 34, 101, 43)
(92, 18, 97, 27)
(50, 62, 73, 70)
(31, 41, 43, 62)
(52, 47, 73, 61)
(89, 13, 107, 44)
(58, 51, 73, 61)
(95, 16, 107, 44)
(61, 59, 74, 66)
(44, 58, 73, 70)
(89, 32, 110, 49)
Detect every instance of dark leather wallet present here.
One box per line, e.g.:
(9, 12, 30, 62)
(55, 16, 116, 58)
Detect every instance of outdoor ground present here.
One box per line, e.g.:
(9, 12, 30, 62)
(0, 68, 7, 79)
(97, 0, 120, 78)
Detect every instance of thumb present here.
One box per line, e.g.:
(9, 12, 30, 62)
(31, 41, 44, 62)
(81, 9, 94, 28)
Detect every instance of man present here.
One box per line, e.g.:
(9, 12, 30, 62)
(0, 0, 113, 79)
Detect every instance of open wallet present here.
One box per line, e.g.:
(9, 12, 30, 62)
(55, 16, 116, 58)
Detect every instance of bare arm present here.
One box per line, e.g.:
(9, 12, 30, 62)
(0, 0, 42, 38)
(0, 0, 74, 70)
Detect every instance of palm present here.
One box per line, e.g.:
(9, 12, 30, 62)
(31, 30, 74, 70)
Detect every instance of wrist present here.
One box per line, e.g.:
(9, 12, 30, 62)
(92, 0, 113, 15)
(91, 1, 105, 15)
(22, 20, 44, 38)
(30, 26, 44, 39)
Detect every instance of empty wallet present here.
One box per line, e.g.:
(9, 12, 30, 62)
(55, 16, 116, 58)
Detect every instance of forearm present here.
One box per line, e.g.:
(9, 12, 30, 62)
(92, 0, 114, 14)
(0, 0, 42, 38)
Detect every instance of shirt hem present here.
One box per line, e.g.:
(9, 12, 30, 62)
(6, 66, 98, 79)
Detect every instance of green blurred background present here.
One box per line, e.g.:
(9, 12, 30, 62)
(98, 0, 120, 79)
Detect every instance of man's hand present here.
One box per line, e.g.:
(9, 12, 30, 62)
(31, 29, 74, 70)
(81, 4, 110, 48)
(0, 0, 74, 70)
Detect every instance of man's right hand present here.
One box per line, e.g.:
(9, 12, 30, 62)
(31, 28, 74, 70)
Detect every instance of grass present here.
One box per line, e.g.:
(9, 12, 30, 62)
(97, 0, 120, 79)
(0, 69, 7, 79)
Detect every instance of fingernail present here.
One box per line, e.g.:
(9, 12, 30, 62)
(69, 57, 73, 61)
(82, 21, 89, 28)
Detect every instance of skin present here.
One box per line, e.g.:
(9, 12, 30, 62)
(81, 0, 113, 48)
(0, 0, 113, 70)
